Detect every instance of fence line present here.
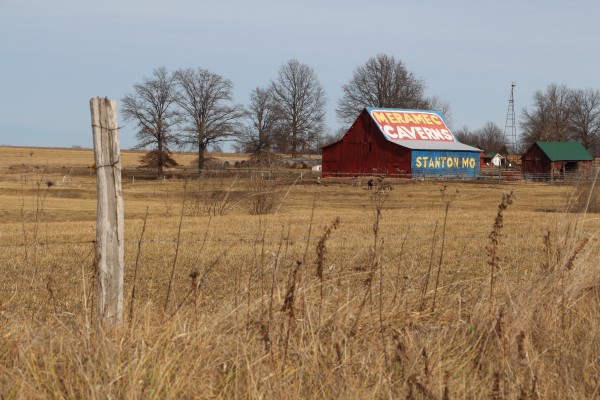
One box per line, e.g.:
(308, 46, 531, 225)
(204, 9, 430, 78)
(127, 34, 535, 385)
(0, 232, 562, 249)
(322, 167, 600, 185)
(16, 164, 600, 186)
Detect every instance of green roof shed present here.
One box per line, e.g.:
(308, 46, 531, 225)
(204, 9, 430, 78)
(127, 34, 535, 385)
(534, 141, 593, 161)
(521, 141, 594, 176)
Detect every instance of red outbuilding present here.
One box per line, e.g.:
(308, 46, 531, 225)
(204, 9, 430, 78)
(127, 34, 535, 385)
(322, 108, 482, 178)
(521, 141, 594, 178)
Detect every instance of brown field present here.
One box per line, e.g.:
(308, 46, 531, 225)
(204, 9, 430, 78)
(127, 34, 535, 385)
(1, 145, 599, 398)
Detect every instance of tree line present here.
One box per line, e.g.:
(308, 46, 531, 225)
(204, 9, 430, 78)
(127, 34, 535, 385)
(122, 55, 600, 179)
(519, 84, 600, 155)
(455, 84, 600, 156)
(122, 54, 445, 178)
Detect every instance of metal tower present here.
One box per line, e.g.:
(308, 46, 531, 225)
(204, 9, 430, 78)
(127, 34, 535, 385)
(503, 82, 517, 155)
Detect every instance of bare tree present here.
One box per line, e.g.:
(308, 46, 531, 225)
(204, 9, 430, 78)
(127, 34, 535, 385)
(175, 67, 244, 176)
(568, 88, 600, 155)
(271, 59, 326, 157)
(425, 95, 453, 127)
(318, 127, 346, 148)
(454, 126, 479, 146)
(476, 122, 508, 154)
(121, 67, 180, 179)
(520, 83, 571, 148)
(236, 86, 281, 154)
(336, 54, 429, 125)
(454, 123, 507, 153)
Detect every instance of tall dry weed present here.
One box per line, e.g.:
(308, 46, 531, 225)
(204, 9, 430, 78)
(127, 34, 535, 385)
(248, 174, 280, 215)
(569, 167, 600, 213)
(487, 190, 515, 311)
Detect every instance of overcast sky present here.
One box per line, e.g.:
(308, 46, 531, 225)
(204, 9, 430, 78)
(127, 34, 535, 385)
(1, 0, 599, 150)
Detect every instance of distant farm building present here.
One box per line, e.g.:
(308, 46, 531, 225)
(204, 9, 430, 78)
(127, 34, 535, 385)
(322, 108, 482, 178)
(481, 153, 504, 167)
(521, 141, 593, 178)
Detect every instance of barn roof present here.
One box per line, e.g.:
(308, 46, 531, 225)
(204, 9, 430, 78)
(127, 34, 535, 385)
(531, 141, 593, 161)
(389, 140, 482, 151)
(366, 108, 481, 152)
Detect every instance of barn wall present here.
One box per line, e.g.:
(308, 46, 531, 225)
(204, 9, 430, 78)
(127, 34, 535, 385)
(371, 120, 412, 175)
(521, 145, 551, 174)
(322, 112, 371, 176)
(322, 111, 411, 177)
(550, 160, 593, 176)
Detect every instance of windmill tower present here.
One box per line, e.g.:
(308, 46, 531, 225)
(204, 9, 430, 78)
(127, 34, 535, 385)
(503, 82, 517, 158)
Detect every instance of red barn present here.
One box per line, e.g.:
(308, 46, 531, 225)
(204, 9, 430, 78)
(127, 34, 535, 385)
(521, 141, 593, 178)
(322, 108, 482, 178)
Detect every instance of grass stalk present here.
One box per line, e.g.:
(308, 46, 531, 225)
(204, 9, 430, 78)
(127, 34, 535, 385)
(420, 221, 438, 312)
(487, 190, 515, 312)
(164, 180, 188, 312)
(392, 226, 411, 305)
(129, 207, 149, 322)
(431, 189, 459, 313)
(351, 191, 385, 336)
(316, 216, 340, 326)
(431, 205, 448, 313)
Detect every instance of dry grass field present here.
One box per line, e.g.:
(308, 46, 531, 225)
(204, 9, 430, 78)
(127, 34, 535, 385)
(1, 145, 599, 399)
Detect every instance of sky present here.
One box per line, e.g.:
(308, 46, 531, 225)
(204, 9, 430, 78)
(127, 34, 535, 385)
(1, 0, 599, 150)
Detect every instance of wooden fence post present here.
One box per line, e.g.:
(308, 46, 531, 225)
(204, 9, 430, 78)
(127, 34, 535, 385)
(90, 97, 124, 325)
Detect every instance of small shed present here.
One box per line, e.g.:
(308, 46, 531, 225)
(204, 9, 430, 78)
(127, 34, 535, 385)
(521, 141, 594, 178)
(322, 108, 482, 178)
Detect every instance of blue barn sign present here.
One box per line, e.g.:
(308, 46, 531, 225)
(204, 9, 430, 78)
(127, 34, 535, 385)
(411, 150, 480, 177)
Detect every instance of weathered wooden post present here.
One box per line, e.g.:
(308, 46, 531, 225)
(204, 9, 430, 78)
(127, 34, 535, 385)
(90, 97, 124, 325)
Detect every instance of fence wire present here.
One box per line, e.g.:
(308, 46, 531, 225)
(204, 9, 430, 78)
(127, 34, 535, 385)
(0, 232, 553, 249)
(323, 168, 600, 185)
